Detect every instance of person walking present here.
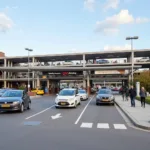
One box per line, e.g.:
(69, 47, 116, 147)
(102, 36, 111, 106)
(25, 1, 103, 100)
(125, 86, 129, 101)
(121, 86, 126, 101)
(129, 85, 136, 107)
(140, 87, 147, 108)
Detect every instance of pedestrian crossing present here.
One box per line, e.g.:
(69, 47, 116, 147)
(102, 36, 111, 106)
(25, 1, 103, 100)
(80, 122, 127, 130)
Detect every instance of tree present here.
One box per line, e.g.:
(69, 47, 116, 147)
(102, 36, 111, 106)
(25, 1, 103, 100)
(134, 70, 150, 92)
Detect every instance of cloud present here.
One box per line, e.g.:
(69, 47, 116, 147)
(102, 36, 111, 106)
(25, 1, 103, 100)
(0, 12, 13, 32)
(84, 0, 95, 12)
(104, 44, 132, 50)
(95, 9, 149, 35)
(103, 0, 120, 11)
(135, 17, 150, 24)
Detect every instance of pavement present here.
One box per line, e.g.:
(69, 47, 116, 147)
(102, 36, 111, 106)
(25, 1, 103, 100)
(0, 95, 150, 150)
(115, 95, 150, 130)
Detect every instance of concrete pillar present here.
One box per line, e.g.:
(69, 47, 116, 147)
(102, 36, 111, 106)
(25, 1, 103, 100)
(4, 59, 7, 88)
(83, 80, 86, 89)
(47, 80, 50, 94)
(37, 75, 40, 87)
(4, 81, 7, 88)
(8, 82, 10, 88)
(32, 57, 35, 88)
(87, 73, 90, 95)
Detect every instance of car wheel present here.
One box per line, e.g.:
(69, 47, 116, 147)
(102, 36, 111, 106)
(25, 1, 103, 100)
(20, 103, 24, 113)
(112, 103, 114, 106)
(55, 106, 59, 109)
(96, 103, 99, 106)
(78, 101, 81, 105)
(27, 102, 31, 110)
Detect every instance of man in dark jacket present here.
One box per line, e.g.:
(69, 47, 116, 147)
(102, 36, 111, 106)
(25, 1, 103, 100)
(129, 85, 136, 107)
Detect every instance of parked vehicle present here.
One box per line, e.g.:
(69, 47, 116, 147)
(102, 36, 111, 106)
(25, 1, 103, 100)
(31, 88, 44, 95)
(137, 57, 149, 62)
(96, 59, 109, 64)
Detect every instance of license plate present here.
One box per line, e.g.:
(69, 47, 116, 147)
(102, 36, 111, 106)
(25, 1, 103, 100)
(102, 99, 109, 102)
(61, 102, 66, 105)
(1, 104, 10, 108)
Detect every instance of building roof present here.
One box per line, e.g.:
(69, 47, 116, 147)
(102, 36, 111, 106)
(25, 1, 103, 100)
(0, 49, 149, 63)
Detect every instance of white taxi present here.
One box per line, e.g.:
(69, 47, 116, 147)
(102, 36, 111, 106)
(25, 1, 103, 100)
(78, 89, 88, 100)
(55, 88, 81, 108)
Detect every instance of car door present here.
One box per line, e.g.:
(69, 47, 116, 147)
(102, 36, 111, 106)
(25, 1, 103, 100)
(22, 91, 28, 109)
(76, 90, 80, 103)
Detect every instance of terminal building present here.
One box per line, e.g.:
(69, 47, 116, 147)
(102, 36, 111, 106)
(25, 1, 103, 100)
(0, 49, 150, 94)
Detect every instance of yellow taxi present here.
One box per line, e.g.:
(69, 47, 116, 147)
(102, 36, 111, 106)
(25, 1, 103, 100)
(31, 88, 44, 95)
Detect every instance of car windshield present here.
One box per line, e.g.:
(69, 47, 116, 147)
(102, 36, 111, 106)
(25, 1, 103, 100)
(2, 91, 23, 97)
(78, 90, 86, 94)
(98, 90, 111, 94)
(0, 89, 7, 93)
(59, 90, 75, 96)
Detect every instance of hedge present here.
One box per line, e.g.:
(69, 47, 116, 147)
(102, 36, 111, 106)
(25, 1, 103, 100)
(136, 96, 150, 104)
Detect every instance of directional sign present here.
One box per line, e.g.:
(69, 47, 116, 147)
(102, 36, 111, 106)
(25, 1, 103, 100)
(51, 113, 62, 120)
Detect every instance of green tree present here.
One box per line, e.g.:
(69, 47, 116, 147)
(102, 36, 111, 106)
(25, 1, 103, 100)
(134, 71, 150, 92)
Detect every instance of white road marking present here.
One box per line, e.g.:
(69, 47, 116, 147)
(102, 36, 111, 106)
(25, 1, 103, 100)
(80, 122, 93, 128)
(25, 105, 55, 120)
(74, 95, 95, 124)
(97, 123, 110, 129)
(51, 113, 62, 120)
(114, 124, 127, 129)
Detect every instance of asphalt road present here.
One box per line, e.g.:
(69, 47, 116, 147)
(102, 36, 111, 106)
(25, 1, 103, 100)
(0, 95, 150, 150)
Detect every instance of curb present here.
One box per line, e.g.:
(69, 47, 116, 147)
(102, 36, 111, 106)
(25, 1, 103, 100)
(115, 101, 150, 130)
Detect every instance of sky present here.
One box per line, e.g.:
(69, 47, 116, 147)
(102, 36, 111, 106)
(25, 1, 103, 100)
(0, 0, 150, 56)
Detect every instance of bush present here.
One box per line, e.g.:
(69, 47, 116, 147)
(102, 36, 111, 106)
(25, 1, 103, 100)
(18, 86, 26, 90)
(136, 96, 150, 104)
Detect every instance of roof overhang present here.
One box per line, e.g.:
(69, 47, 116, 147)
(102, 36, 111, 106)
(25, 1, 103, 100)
(0, 65, 141, 72)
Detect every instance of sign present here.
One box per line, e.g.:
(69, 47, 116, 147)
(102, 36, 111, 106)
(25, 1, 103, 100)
(48, 72, 81, 76)
(95, 70, 125, 75)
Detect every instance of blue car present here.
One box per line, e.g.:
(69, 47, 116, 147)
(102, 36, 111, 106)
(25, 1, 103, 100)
(96, 59, 109, 64)
(0, 90, 31, 113)
(0, 88, 16, 97)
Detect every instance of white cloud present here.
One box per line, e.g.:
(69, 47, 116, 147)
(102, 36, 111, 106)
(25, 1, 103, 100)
(84, 0, 95, 12)
(95, 9, 149, 35)
(104, 44, 132, 50)
(103, 0, 120, 11)
(0, 12, 13, 32)
(135, 17, 149, 24)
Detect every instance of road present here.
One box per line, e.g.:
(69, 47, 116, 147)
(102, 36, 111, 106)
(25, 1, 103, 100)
(0, 95, 150, 150)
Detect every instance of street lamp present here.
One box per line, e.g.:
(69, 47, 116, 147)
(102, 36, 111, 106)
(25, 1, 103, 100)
(126, 36, 139, 84)
(25, 48, 33, 92)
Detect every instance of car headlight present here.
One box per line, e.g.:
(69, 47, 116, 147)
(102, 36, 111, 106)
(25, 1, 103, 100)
(96, 96, 101, 99)
(13, 101, 20, 105)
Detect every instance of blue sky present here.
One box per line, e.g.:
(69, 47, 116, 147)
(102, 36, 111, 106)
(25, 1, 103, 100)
(0, 0, 150, 56)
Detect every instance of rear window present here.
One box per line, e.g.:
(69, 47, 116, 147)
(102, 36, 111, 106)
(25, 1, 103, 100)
(78, 90, 86, 94)
(98, 90, 111, 94)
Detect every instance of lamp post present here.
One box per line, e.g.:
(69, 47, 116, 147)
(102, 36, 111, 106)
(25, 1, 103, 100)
(126, 36, 139, 84)
(25, 48, 33, 92)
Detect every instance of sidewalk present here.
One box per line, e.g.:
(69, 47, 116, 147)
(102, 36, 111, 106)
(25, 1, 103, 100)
(115, 95, 150, 130)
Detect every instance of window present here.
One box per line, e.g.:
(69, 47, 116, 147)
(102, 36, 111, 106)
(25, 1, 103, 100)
(59, 90, 75, 96)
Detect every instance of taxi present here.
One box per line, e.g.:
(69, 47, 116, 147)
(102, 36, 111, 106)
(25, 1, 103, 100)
(31, 88, 44, 95)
